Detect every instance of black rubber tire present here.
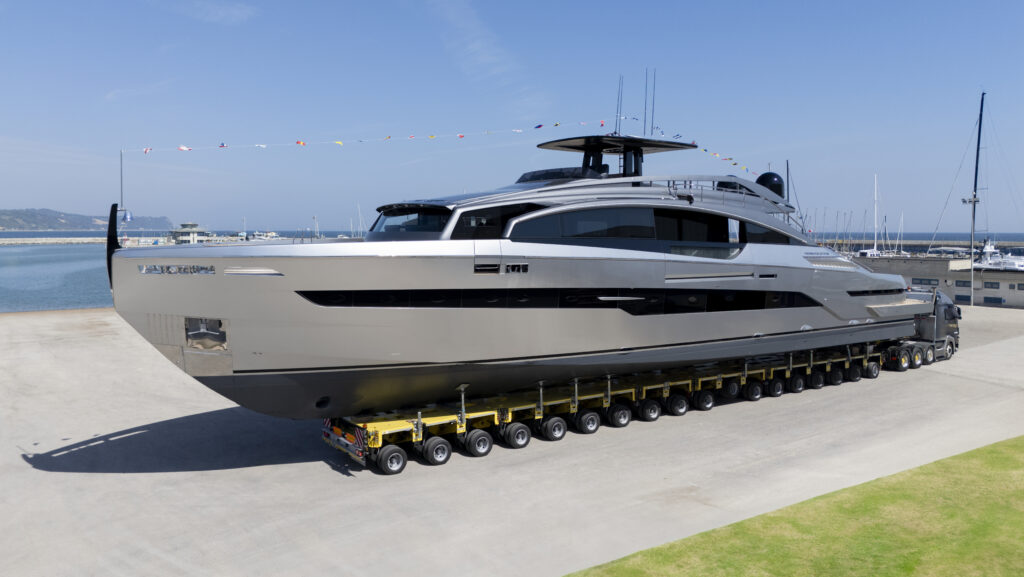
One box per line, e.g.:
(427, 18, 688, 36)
(944, 338, 955, 359)
(909, 346, 924, 369)
(503, 422, 531, 449)
(787, 374, 805, 393)
(742, 380, 763, 401)
(719, 378, 741, 399)
(828, 367, 844, 386)
(422, 436, 452, 466)
(922, 346, 935, 365)
(638, 399, 661, 422)
(766, 377, 785, 397)
(893, 348, 911, 372)
(376, 444, 408, 475)
(663, 394, 689, 416)
(865, 361, 881, 378)
(692, 389, 715, 411)
(606, 403, 632, 428)
(575, 409, 601, 434)
(845, 364, 862, 382)
(540, 416, 567, 441)
(808, 371, 825, 389)
(464, 429, 493, 457)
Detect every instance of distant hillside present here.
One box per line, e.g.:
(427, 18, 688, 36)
(0, 209, 173, 231)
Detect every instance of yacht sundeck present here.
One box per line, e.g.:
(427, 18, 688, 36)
(107, 135, 931, 418)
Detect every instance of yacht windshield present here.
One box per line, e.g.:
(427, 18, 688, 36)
(367, 206, 453, 241)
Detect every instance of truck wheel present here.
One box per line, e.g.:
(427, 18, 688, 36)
(909, 347, 924, 369)
(845, 364, 862, 382)
(575, 410, 601, 434)
(692, 389, 715, 411)
(376, 444, 408, 475)
(766, 377, 785, 397)
(638, 399, 661, 422)
(893, 348, 911, 372)
(742, 380, 763, 401)
(422, 436, 452, 466)
(787, 374, 805, 393)
(464, 429, 493, 457)
(944, 338, 955, 359)
(664, 394, 688, 416)
(808, 371, 825, 389)
(828, 367, 844, 386)
(922, 346, 935, 365)
(719, 378, 741, 399)
(606, 403, 632, 428)
(541, 416, 567, 441)
(503, 422, 531, 449)
(864, 361, 881, 378)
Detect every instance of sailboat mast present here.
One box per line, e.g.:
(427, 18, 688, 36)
(873, 174, 878, 251)
(968, 92, 985, 306)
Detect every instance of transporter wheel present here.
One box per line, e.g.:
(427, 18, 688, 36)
(422, 436, 452, 466)
(606, 403, 632, 428)
(720, 378, 741, 399)
(864, 361, 881, 379)
(376, 444, 408, 475)
(787, 374, 805, 393)
(464, 429, 493, 457)
(828, 367, 844, 386)
(808, 371, 825, 389)
(503, 422, 531, 449)
(766, 377, 785, 398)
(664, 394, 689, 416)
(944, 338, 955, 359)
(692, 389, 715, 411)
(845, 364, 863, 382)
(742, 380, 763, 402)
(909, 346, 924, 369)
(922, 346, 935, 365)
(638, 399, 662, 422)
(541, 416, 567, 442)
(575, 409, 601, 434)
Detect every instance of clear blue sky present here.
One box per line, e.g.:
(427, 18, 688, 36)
(1, 0, 1021, 234)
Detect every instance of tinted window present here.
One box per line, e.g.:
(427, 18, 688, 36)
(654, 209, 729, 243)
(450, 203, 544, 240)
(741, 222, 794, 245)
(510, 213, 562, 238)
(561, 208, 655, 238)
(367, 206, 452, 241)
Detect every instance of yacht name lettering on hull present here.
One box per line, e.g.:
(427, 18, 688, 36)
(139, 264, 216, 275)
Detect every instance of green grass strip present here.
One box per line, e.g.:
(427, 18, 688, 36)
(569, 435, 1024, 577)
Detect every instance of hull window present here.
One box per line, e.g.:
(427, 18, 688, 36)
(297, 288, 820, 316)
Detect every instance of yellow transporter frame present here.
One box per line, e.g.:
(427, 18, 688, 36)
(323, 346, 884, 469)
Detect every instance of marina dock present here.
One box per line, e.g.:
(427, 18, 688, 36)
(3, 307, 1023, 576)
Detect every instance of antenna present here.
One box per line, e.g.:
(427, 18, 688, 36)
(643, 68, 648, 137)
(650, 68, 657, 136)
(614, 75, 624, 135)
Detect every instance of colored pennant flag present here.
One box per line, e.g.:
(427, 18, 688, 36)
(334, 141, 344, 147)
(428, 135, 436, 139)
(178, 145, 192, 151)
(554, 122, 561, 127)
(143, 147, 152, 154)
(219, 142, 228, 148)
(457, 134, 465, 139)
(512, 129, 523, 133)
(534, 124, 543, 129)
(384, 136, 391, 140)
(600, 120, 605, 127)
(296, 140, 306, 146)
(408, 135, 415, 139)
(255, 144, 267, 148)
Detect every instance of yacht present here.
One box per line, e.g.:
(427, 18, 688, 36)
(107, 135, 930, 419)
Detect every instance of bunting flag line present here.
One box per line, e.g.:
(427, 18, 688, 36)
(123, 114, 763, 175)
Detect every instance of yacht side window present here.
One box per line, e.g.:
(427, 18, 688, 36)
(365, 206, 453, 241)
(740, 221, 797, 245)
(654, 208, 740, 259)
(509, 207, 655, 240)
(450, 203, 545, 240)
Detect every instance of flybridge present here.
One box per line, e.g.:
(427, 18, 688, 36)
(536, 135, 698, 179)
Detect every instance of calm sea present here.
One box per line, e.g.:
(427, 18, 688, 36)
(0, 243, 112, 313)
(1, 231, 1022, 313)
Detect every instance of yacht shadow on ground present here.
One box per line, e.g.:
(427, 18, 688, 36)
(21, 407, 364, 476)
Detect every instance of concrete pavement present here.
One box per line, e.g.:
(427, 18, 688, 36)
(2, 306, 1022, 576)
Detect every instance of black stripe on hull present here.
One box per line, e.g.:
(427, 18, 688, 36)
(296, 288, 821, 316)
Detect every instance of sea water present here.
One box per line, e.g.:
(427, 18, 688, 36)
(0, 244, 112, 312)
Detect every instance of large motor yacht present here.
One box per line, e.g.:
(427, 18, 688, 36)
(107, 135, 929, 418)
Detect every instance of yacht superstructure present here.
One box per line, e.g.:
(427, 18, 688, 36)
(108, 135, 930, 418)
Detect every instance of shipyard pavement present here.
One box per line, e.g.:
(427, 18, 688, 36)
(2, 306, 1023, 576)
